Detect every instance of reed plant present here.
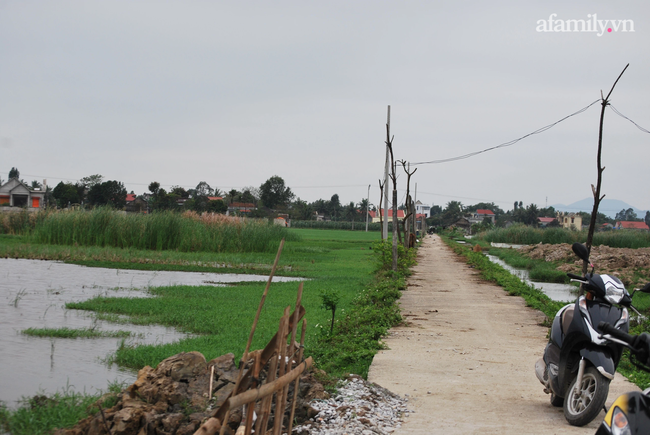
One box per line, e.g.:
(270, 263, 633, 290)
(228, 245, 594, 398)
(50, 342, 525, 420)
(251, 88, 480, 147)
(477, 223, 650, 248)
(31, 208, 297, 253)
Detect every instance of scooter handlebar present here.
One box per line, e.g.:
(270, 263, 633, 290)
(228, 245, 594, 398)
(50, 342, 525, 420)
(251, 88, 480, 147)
(598, 322, 635, 345)
(599, 322, 650, 368)
(567, 273, 584, 280)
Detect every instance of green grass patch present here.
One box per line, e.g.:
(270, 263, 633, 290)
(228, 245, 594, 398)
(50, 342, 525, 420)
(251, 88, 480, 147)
(0, 382, 124, 435)
(50, 228, 395, 377)
(21, 327, 134, 339)
(488, 247, 570, 284)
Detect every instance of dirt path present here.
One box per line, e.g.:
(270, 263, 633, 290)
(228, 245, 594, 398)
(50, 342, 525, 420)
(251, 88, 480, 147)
(367, 235, 639, 434)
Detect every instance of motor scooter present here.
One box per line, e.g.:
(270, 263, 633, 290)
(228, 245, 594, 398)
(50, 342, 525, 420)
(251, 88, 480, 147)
(536, 243, 635, 426)
(594, 285, 650, 435)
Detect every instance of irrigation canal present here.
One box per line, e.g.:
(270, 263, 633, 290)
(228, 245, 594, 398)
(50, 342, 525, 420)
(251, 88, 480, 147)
(0, 258, 302, 407)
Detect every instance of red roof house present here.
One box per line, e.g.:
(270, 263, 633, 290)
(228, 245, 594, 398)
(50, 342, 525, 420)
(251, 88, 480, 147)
(615, 221, 649, 230)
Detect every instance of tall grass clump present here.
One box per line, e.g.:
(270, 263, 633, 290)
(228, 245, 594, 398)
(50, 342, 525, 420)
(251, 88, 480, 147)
(477, 223, 650, 248)
(32, 208, 298, 253)
(0, 209, 45, 235)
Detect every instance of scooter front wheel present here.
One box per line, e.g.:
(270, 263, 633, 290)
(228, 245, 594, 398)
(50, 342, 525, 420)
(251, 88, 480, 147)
(563, 366, 610, 426)
(550, 392, 563, 407)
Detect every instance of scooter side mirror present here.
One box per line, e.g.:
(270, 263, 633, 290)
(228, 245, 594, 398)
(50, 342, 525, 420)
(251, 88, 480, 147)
(571, 243, 590, 262)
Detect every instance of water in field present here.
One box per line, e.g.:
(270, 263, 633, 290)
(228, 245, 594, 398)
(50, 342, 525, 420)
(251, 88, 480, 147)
(0, 258, 302, 407)
(486, 254, 577, 302)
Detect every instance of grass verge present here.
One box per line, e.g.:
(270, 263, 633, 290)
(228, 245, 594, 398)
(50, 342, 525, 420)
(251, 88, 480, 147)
(0, 383, 123, 435)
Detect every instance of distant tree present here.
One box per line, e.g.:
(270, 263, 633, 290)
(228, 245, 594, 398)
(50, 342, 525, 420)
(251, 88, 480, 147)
(430, 205, 442, 216)
(312, 199, 328, 216)
(240, 189, 256, 204)
(206, 199, 228, 214)
(88, 180, 127, 208)
(538, 206, 556, 218)
(290, 198, 314, 220)
(615, 208, 639, 221)
(8, 167, 19, 179)
(195, 181, 214, 198)
(328, 194, 341, 220)
(260, 176, 294, 209)
(227, 189, 240, 204)
(441, 201, 464, 226)
(344, 201, 357, 222)
(79, 174, 104, 188)
(646, 211, 650, 228)
(30, 180, 43, 190)
(170, 186, 189, 198)
(52, 182, 81, 208)
(524, 203, 539, 226)
(358, 198, 370, 222)
(148, 182, 161, 196)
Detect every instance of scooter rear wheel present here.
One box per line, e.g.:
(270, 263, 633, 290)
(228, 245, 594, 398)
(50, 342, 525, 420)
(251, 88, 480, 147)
(563, 366, 610, 427)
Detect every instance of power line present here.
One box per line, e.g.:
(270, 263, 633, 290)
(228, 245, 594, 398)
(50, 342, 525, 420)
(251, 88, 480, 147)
(411, 99, 601, 166)
(608, 104, 650, 133)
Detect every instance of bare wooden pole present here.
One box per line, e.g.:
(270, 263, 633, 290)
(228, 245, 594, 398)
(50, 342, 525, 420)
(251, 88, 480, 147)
(383, 106, 390, 240)
(378, 179, 384, 233)
(583, 63, 629, 276)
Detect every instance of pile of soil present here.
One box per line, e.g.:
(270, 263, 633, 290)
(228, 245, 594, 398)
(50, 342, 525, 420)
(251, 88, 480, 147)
(518, 243, 650, 288)
(53, 351, 328, 435)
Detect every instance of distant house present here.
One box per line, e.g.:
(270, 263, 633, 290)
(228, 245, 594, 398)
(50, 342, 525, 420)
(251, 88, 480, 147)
(452, 217, 471, 231)
(370, 209, 406, 223)
(469, 209, 495, 225)
(415, 201, 431, 218)
(615, 221, 650, 231)
(538, 217, 557, 228)
(415, 213, 427, 233)
(557, 212, 582, 230)
(227, 202, 256, 215)
(0, 178, 45, 211)
(125, 194, 148, 213)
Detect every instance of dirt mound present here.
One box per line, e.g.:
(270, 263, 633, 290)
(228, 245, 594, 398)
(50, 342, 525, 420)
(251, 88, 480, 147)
(53, 352, 326, 435)
(518, 243, 650, 287)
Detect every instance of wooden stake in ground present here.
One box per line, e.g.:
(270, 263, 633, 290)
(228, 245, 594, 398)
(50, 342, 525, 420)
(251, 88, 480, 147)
(583, 64, 629, 276)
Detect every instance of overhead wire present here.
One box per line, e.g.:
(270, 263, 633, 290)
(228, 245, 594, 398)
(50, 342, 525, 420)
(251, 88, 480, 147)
(410, 99, 601, 166)
(608, 104, 650, 134)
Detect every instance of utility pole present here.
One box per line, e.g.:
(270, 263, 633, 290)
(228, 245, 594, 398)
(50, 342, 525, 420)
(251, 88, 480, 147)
(365, 184, 370, 232)
(382, 106, 390, 241)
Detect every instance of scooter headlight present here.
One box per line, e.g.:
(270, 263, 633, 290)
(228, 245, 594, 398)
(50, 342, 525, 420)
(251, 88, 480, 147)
(611, 407, 631, 435)
(605, 284, 624, 304)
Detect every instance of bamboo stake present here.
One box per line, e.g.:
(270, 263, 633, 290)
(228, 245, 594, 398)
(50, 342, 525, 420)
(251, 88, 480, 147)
(256, 308, 288, 434)
(287, 319, 307, 435)
(273, 307, 291, 435)
(242, 352, 261, 434)
(209, 365, 215, 400)
(241, 238, 285, 367)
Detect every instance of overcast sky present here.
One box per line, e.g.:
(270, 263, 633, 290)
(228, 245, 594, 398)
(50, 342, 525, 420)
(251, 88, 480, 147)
(1, 1, 648, 214)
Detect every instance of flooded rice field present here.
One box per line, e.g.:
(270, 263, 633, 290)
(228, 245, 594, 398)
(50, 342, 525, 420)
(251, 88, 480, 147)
(486, 254, 577, 302)
(0, 258, 301, 407)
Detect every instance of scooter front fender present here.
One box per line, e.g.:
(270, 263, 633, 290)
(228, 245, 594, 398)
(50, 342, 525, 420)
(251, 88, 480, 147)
(580, 347, 615, 380)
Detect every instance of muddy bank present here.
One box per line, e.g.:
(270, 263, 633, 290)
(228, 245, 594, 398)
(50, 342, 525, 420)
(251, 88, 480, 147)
(518, 244, 650, 288)
(53, 351, 329, 435)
